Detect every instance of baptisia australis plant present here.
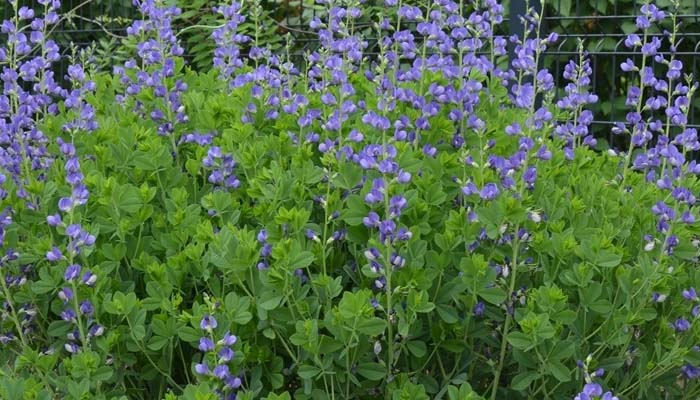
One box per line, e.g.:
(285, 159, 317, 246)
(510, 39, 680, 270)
(0, 0, 63, 209)
(3, 0, 700, 399)
(618, 1, 700, 260)
(0, 2, 107, 396)
(45, 58, 101, 355)
(0, 0, 68, 349)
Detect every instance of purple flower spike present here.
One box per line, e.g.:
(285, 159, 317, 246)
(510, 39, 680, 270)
(81, 271, 97, 286)
(64, 342, 80, 354)
(363, 211, 381, 228)
(58, 197, 73, 212)
(583, 383, 602, 397)
(225, 376, 242, 389)
(88, 324, 105, 337)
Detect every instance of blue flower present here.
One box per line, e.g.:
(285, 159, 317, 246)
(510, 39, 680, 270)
(199, 337, 215, 352)
(79, 300, 94, 316)
(683, 288, 699, 301)
(200, 314, 218, 331)
(683, 361, 700, 379)
(218, 332, 237, 347)
(46, 247, 63, 262)
(218, 347, 234, 362)
(673, 318, 691, 332)
(64, 264, 81, 281)
(479, 183, 500, 200)
(194, 362, 210, 375)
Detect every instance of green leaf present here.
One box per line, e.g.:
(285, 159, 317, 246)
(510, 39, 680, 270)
(113, 183, 143, 214)
(263, 328, 276, 339)
(553, 0, 572, 17)
(225, 293, 253, 325)
(479, 287, 506, 305)
(178, 326, 201, 343)
(264, 393, 292, 400)
(510, 371, 538, 391)
(357, 362, 386, 381)
(334, 162, 364, 190)
(637, 308, 657, 321)
(589, 299, 613, 314)
(343, 195, 369, 226)
(507, 332, 534, 350)
(92, 366, 114, 381)
(258, 292, 284, 311)
(147, 335, 170, 351)
(289, 251, 315, 270)
(551, 309, 577, 325)
(436, 304, 459, 324)
(297, 365, 321, 380)
(406, 340, 427, 357)
(548, 360, 571, 382)
(549, 340, 575, 360)
(595, 250, 622, 268)
(358, 318, 387, 336)
(30, 279, 56, 295)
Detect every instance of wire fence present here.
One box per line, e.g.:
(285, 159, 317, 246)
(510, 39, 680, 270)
(538, 0, 700, 146)
(2, 0, 699, 146)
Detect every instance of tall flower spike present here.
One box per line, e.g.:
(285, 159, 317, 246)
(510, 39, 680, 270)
(0, 0, 64, 210)
(554, 41, 599, 157)
(195, 311, 242, 399)
(116, 0, 188, 155)
(211, 1, 249, 89)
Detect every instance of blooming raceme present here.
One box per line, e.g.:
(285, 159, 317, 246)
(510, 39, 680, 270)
(1, 0, 101, 350)
(617, 1, 700, 260)
(554, 42, 599, 155)
(194, 313, 242, 399)
(573, 357, 619, 400)
(115, 0, 188, 152)
(48, 87, 101, 353)
(211, 1, 249, 88)
(0, 0, 63, 209)
(202, 146, 240, 190)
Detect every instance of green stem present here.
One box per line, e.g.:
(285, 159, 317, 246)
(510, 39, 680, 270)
(0, 278, 27, 347)
(490, 229, 521, 400)
(70, 280, 89, 351)
(126, 315, 184, 391)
